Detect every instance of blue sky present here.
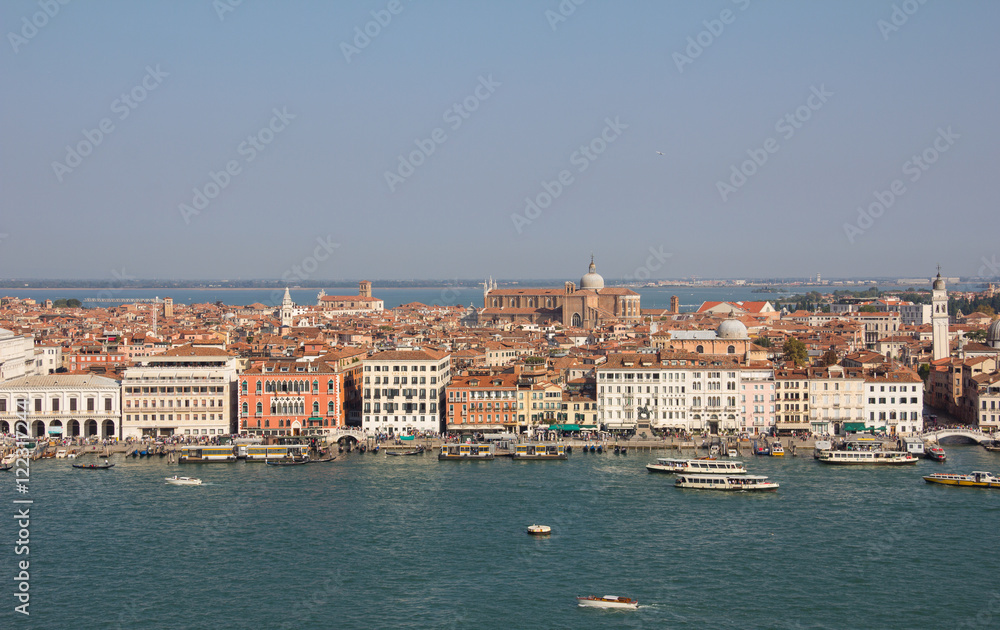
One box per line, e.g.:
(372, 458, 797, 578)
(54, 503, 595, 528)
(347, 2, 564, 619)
(1, 0, 997, 282)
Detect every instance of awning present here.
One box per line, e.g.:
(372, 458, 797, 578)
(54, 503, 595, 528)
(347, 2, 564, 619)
(48, 429, 63, 435)
(843, 423, 867, 432)
(549, 424, 580, 431)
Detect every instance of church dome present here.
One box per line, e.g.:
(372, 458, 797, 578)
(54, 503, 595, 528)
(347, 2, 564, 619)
(988, 319, 1000, 347)
(580, 257, 604, 290)
(933, 272, 946, 291)
(716, 318, 748, 339)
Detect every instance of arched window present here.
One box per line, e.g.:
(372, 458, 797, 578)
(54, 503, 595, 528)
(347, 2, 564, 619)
(728, 345, 736, 354)
(255, 381, 262, 394)
(696, 345, 704, 353)
(313, 401, 319, 414)
(255, 402, 262, 414)
(328, 401, 335, 415)
(312, 380, 319, 394)
(572, 313, 582, 327)
(327, 379, 334, 392)
(241, 402, 248, 415)
(241, 381, 248, 394)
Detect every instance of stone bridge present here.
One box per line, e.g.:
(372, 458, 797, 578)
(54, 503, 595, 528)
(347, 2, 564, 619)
(922, 428, 998, 445)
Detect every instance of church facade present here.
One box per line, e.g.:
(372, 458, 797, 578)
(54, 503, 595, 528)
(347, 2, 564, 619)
(478, 258, 641, 330)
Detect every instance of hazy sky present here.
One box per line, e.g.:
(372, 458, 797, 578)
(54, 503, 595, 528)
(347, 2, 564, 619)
(2, 1, 997, 282)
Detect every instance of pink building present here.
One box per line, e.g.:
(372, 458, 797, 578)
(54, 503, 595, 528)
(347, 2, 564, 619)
(741, 367, 775, 434)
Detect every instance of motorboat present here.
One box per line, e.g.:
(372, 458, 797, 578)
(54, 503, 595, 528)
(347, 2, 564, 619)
(754, 445, 770, 456)
(923, 471, 1000, 488)
(925, 446, 947, 462)
(526, 524, 551, 536)
(727, 449, 738, 458)
(165, 476, 202, 486)
(674, 473, 779, 491)
(646, 458, 747, 474)
(55, 449, 68, 458)
(576, 596, 638, 610)
(982, 440, 1000, 453)
(770, 443, 785, 457)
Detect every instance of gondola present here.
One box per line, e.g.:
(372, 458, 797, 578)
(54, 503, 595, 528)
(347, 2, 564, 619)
(305, 456, 337, 464)
(0, 464, 12, 471)
(265, 459, 309, 466)
(72, 463, 115, 469)
(386, 447, 424, 456)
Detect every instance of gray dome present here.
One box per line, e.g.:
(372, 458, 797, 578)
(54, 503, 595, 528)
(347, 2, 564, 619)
(933, 273, 945, 291)
(988, 319, 1000, 346)
(716, 318, 748, 339)
(580, 258, 604, 290)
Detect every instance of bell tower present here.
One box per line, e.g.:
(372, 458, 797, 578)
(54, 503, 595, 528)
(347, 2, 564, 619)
(932, 268, 949, 361)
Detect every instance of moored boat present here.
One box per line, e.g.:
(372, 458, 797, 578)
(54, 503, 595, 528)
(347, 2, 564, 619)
(72, 462, 115, 469)
(165, 475, 202, 486)
(923, 471, 1000, 488)
(439, 443, 495, 460)
(527, 524, 551, 536)
(982, 440, 1000, 453)
(727, 449, 738, 458)
(386, 446, 425, 457)
(925, 446, 946, 462)
(576, 596, 638, 609)
(770, 443, 785, 457)
(179, 446, 236, 463)
(674, 473, 778, 491)
(511, 444, 567, 460)
(646, 458, 747, 474)
(55, 449, 68, 458)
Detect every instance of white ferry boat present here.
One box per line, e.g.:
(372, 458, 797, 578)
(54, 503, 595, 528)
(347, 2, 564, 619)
(439, 443, 495, 460)
(815, 450, 919, 465)
(646, 458, 747, 474)
(674, 473, 778, 492)
(178, 446, 236, 463)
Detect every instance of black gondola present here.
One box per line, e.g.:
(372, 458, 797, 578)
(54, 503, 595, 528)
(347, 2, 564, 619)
(0, 464, 12, 471)
(72, 463, 115, 469)
(305, 457, 337, 464)
(596, 445, 603, 453)
(265, 459, 309, 466)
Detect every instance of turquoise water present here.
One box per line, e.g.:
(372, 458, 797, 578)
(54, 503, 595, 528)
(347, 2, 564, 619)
(9, 446, 1000, 629)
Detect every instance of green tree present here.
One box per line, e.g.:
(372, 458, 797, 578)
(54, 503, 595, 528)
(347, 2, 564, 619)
(966, 330, 987, 342)
(976, 305, 996, 316)
(754, 336, 772, 348)
(917, 364, 931, 381)
(783, 337, 808, 366)
(66, 298, 81, 308)
(858, 304, 879, 313)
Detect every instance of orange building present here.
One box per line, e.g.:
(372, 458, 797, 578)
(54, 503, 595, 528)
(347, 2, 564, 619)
(446, 372, 519, 433)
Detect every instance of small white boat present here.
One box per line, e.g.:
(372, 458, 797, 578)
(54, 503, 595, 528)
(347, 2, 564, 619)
(55, 449, 68, 458)
(165, 476, 202, 486)
(576, 596, 638, 609)
(727, 449, 738, 458)
(526, 524, 551, 536)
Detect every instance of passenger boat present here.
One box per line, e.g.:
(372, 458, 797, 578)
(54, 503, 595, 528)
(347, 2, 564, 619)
(770, 443, 785, 457)
(674, 473, 778, 491)
(923, 471, 1000, 488)
(179, 446, 236, 463)
(576, 596, 638, 610)
(439, 443, 495, 460)
(646, 458, 747, 474)
(925, 446, 947, 462)
(526, 524, 551, 536)
(813, 441, 832, 458)
(815, 450, 919, 465)
(245, 444, 308, 462)
(165, 475, 202, 486)
(511, 444, 567, 460)
(72, 463, 115, 469)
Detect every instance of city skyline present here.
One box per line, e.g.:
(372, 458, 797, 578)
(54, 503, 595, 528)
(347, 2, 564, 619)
(2, 1, 998, 281)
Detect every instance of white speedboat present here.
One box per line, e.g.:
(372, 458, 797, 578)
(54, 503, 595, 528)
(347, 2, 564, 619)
(165, 476, 202, 486)
(674, 473, 779, 491)
(55, 449, 68, 458)
(576, 596, 638, 610)
(727, 449, 738, 458)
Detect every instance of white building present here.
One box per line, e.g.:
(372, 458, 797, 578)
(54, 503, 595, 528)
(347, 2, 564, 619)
(362, 348, 451, 435)
(0, 328, 36, 382)
(597, 352, 745, 434)
(863, 367, 923, 435)
(121, 345, 239, 439)
(33, 345, 62, 375)
(932, 272, 949, 361)
(806, 365, 866, 435)
(899, 303, 932, 326)
(0, 374, 121, 438)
